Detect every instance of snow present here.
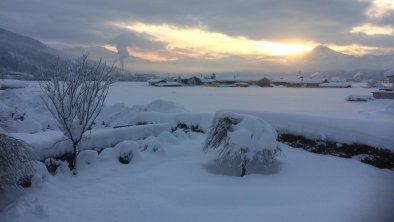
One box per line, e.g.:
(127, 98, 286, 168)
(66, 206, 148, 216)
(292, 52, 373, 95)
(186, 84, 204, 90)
(224, 109, 394, 150)
(206, 111, 278, 163)
(383, 69, 394, 77)
(105, 82, 393, 120)
(10, 123, 171, 160)
(1, 81, 394, 222)
(1, 138, 393, 222)
(77, 150, 99, 169)
(0, 79, 29, 89)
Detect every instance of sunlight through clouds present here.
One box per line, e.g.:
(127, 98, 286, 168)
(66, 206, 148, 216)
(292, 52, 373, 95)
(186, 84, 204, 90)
(350, 23, 394, 36)
(114, 22, 314, 57)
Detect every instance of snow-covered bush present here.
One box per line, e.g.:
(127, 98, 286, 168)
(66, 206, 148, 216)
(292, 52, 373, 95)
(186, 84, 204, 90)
(44, 158, 70, 175)
(172, 129, 189, 140)
(0, 134, 34, 190)
(115, 141, 141, 164)
(157, 131, 179, 144)
(139, 136, 163, 153)
(203, 112, 280, 176)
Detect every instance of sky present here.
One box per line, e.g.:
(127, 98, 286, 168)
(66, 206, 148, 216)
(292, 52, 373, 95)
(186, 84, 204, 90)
(0, 0, 393, 73)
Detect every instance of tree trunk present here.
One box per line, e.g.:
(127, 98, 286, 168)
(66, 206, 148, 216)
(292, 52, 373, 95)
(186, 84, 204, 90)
(70, 142, 78, 175)
(241, 160, 247, 177)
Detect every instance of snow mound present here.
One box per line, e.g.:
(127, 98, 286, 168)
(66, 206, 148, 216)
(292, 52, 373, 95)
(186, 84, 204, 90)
(157, 131, 179, 144)
(11, 124, 171, 160)
(139, 136, 163, 154)
(204, 111, 280, 171)
(141, 100, 188, 113)
(172, 129, 189, 140)
(207, 112, 278, 158)
(227, 109, 394, 150)
(30, 161, 50, 188)
(115, 141, 142, 164)
(0, 88, 56, 133)
(96, 100, 210, 132)
(77, 150, 99, 168)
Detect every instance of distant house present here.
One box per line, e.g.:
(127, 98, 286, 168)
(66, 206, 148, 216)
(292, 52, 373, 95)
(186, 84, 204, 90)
(320, 82, 351, 88)
(179, 76, 203, 86)
(235, 82, 248, 87)
(372, 69, 394, 99)
(147, 79, 166, 86)
(257, 77, 271, 87)
(154, 81, 182, 87)
(269, 76, 328, 88)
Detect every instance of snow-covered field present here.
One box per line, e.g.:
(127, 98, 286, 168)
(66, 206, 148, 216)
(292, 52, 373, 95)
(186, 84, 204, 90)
(106, 82, 394, 120)
(1, 81, 393, 222)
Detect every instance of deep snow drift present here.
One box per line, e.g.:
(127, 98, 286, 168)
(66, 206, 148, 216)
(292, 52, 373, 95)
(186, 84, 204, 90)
(0, 82, 393, 222)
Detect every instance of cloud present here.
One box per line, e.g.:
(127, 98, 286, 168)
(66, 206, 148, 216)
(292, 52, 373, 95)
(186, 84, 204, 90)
(115, 22, 314, 57)
(0, 0, 393, 72)
(365, 0, 394, 18)
(350, 23, 394, 35)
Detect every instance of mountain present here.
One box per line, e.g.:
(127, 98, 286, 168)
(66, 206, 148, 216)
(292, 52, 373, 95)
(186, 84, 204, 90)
(0, 28, 61, 75)
(286, 45, 394, 71)
(0, 28, 132, 79)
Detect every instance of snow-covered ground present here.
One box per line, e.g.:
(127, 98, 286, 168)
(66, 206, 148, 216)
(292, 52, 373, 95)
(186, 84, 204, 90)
(106, 82, 394, 120)
(1, 81, 393, 222)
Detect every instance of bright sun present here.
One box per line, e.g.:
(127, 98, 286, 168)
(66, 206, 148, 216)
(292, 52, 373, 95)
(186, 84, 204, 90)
(254, 41, 313, 55)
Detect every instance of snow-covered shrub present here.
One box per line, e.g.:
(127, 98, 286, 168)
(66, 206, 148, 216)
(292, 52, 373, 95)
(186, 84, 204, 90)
(0, 134, 34, 190)
(139, 136, 163, 153)
(115, 141, 141, 164)
(30, 161, 50, 188)
(44, 158, 70, 175)
(98, 147, 117, 162)
(203, 112, 280, 176)
(157, 131, 179, 144)
(172, 129, 189, 140)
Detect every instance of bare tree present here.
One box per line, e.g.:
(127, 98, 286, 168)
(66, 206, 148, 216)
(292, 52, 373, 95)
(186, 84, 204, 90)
(40, 55, 114, 173)
(0, 134, 33, 190)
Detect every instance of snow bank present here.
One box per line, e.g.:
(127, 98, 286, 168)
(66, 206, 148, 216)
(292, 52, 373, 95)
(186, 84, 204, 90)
(0, 79, 29, 89)
(10, 123, 171, 160)
(0, 88, 57, 133)
(223, 109, 394, 150)
(97, 100, 212, 132)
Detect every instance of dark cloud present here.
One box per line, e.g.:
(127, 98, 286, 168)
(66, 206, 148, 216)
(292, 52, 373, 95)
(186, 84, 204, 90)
(0, 0, 381, 44)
